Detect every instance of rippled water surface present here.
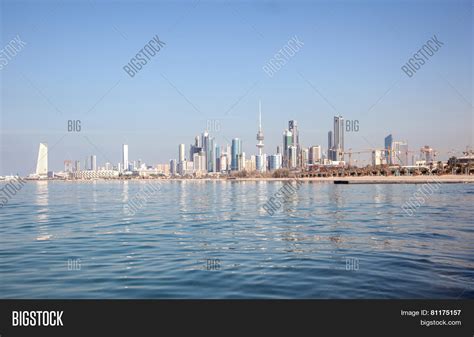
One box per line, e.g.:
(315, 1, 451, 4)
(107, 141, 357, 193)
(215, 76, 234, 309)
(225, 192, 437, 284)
(1, 180, 473, 298)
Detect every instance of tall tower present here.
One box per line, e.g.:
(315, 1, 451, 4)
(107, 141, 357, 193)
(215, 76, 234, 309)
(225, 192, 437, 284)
(282, 129, 293, 168)
(231, 138, 242, 171)
(333, 116, 344, 161)
(328, 130, 333, 161)
(122, 144, 129, 172)
(91, 155, 97, 171)
(256, 100, 264, 156)
(288, 120, 299, 150)
(178, 144, 185, 163)
(35, 143, 48, 176)
(384, 134, 393, 165)
(288, 120, 300, 167)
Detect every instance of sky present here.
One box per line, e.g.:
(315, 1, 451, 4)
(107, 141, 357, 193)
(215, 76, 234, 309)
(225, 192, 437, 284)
(0, 0, 472, 175)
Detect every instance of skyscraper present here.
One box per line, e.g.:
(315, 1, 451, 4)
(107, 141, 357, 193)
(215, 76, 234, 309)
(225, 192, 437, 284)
(231, 138, 242, 171)
(170, 159, 177, 175)
(289, 146, 298, 169)
(179, 144, 185, 163)
(288, 120, 300, 167)
(74, 160, 81, 172)
(122, 144, 129, 172)
(202, 131, 210, 172)
(91, 155, 97, 171)
(282, 129, 293, 168)
(372, 150, 383, 166)
(327, 131, 334, 161)
(256, 101, 266, 172)
(208, 137, 216, 173)
(301, 148, 309, 167)
(392, 141, 409, 166)
(35, 143, 48, 176)
(309, 145, 321, 165)
(215, 145, 221, 172)
(288, 120, 299, 149)
(384, 134, 393, 165)
(269, 154, 282, 171)
(333, 116, 344, 161)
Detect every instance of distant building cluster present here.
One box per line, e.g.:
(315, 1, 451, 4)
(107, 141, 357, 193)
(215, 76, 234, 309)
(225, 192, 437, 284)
(20, 101, 472, 180)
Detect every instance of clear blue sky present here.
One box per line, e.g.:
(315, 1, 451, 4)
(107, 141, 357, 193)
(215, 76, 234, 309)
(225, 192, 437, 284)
(1, 0, 472, 175)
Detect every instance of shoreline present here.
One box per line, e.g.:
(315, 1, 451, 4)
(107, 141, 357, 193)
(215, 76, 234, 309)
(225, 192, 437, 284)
(12, 174, 474, 184)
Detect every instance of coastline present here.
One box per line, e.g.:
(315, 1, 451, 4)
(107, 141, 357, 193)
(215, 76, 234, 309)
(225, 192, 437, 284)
(14, 174, 474, 184)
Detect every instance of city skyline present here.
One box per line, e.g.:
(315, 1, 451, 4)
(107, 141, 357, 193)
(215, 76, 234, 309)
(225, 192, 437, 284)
(6, 107, 469, 177)
(1, 0, 472, 175)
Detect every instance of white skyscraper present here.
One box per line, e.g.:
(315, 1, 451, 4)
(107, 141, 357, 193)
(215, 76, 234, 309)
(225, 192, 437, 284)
(122, 144, 129, 172)
(179, 144, 185, 163)
(35, 143, 48, 176)
(309, 145, 321, 164)
(91, 155, 97, 171)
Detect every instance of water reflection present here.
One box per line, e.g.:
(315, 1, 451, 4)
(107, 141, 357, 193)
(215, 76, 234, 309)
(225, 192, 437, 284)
(35, 181, 50, 240)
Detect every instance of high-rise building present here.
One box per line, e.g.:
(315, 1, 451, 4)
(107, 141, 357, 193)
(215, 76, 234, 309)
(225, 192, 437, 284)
(35, 143, 48, 176)
(193, 151, 207, 173)
(91, 155, 97, 171)
(333, 116, 344, 161)
(202, 131, 210, 171)
(246, 155, 257, 172)
(372, 150, 383, 166)
(237, 152, 245, 171)
(231, 138, 242, 171)
(189, 144, 202, 162)
(170, 159, 177, 175)
(282, 129, 293, 168)
(179, 144, 185, 163)
(288, 120, 300, 166)
(255, 154, 265, 172)
(420, 145, 434, 163)
(309, 145, 321, 164)
(384, 134, 393, 165)
(122, 144, 129, 172)
(288, 120, 299, 149)
(392, 141, 409, 166)
(301, 148, 309, 168)
(289, 145, 298, 169)
(215, 145, 221, 172)
(220, 154, 228, 172)
(208, 137, 216, 173)
(74, 160, 81, 172)
(327, 131, 334, 161)
(195, 135, 201, 147)
(269, 153, 282, 171)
